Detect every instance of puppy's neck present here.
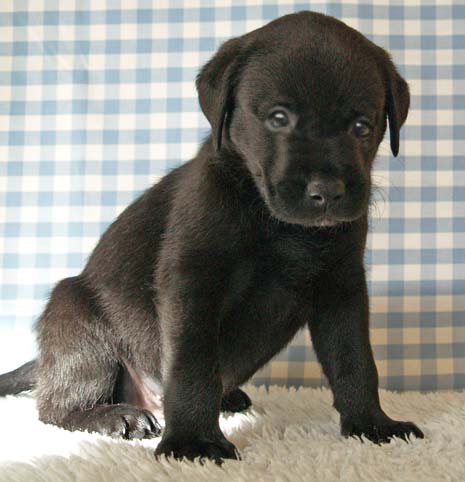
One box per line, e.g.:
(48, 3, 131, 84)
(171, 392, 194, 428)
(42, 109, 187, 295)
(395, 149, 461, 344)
(200, 136, 260, 192)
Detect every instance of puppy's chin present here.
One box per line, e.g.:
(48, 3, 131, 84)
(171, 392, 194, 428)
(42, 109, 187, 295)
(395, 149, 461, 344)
(269, 209, 345, 228)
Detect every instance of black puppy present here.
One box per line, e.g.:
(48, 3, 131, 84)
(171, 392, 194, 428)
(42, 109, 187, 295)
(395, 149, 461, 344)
(0, 11, 423, 463)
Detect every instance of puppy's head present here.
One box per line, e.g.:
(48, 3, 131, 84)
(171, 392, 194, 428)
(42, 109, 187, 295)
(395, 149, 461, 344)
(196, 11, 410, 227)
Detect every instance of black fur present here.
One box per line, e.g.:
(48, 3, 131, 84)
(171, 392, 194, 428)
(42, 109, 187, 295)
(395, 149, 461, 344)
(0, 11, 423, 464)
(0, 360, 36, 395)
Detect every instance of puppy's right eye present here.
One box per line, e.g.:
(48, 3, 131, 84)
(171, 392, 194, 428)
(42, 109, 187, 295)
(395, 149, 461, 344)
(266, 110, 290, 130)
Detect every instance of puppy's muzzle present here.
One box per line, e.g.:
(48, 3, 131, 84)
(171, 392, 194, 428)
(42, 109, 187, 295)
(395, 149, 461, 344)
(269, 172, 367, 227)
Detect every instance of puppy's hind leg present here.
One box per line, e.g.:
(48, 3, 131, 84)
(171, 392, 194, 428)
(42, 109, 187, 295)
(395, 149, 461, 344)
(35, 276, 161, 439)
(221, 388, 252, 413)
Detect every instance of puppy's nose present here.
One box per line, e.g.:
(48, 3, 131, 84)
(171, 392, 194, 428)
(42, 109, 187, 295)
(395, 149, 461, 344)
(307, 179, 345, 207)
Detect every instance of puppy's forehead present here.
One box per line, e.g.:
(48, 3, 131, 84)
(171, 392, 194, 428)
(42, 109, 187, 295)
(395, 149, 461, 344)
(238, 13, 385, 117)
(240, 44, 384, 118)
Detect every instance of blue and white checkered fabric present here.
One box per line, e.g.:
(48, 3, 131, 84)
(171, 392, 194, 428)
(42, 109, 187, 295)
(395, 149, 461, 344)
(0, 1, 464, 390)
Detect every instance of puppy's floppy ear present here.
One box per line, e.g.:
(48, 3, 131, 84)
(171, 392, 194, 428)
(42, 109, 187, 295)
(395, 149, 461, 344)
(382, 57, 410, 157)
(196, 37, 245, 152)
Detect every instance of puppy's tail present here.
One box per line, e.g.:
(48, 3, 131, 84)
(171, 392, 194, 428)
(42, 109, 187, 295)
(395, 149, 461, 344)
(0, 359, 37, 396)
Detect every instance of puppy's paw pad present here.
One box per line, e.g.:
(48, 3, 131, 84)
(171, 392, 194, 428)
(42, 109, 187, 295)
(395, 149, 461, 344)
(221, 388, 252, 413)
(155, 435, 240, 465)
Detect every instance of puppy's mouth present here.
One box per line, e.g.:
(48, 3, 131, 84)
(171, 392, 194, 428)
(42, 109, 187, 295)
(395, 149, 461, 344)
(308, 217, 341, 227)
(267, 206, 348, 228)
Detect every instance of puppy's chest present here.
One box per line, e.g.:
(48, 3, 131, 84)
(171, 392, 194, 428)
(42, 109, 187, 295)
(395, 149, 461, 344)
(258, 235, 329, 287)
(230, 234, 330, 297)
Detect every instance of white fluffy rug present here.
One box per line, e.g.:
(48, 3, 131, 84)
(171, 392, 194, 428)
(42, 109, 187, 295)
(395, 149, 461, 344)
(0, 385, 464, 482)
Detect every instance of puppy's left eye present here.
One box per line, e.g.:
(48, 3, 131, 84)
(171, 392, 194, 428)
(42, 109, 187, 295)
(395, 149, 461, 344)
(353, 118, 372, 137)
(266, 109, 290, 130)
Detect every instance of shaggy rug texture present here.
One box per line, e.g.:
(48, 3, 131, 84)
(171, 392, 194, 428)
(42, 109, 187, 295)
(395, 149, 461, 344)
(0, 385, 464, 482)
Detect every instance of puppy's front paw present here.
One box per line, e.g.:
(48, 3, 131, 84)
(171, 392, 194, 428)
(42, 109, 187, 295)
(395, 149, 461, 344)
(341, 414, 424, 444)
(155, 434, 240, 465)
(221, 388, 252, 413)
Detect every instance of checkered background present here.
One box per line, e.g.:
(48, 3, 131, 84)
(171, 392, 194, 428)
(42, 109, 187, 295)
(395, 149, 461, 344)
(0, 0, 464, 390)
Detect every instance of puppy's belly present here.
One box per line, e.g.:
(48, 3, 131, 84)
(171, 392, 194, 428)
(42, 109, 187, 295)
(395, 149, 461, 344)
(216, 258, 311, 391)
(218, 292, 308, 392)
(119, 359, 165, 421)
